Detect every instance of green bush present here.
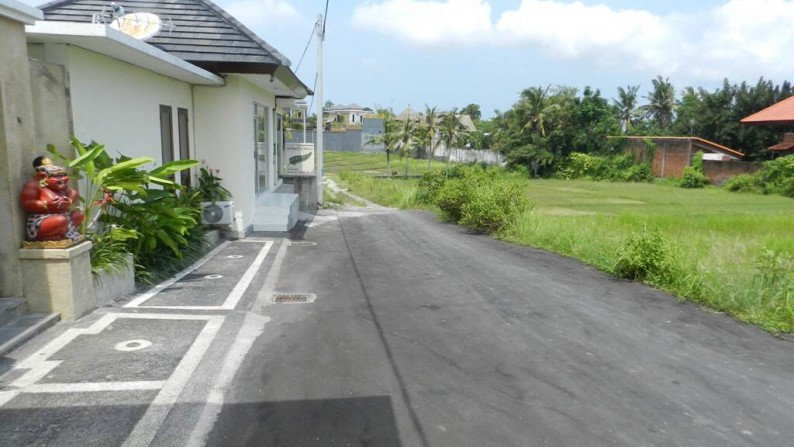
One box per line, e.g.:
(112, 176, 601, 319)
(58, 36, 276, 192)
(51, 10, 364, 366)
(622, 163, 653, 182)
(679, 166, 710, 188)
(759, 155, 794, 197)
(418, 164, 531, 234)
(556, 152, 651, 182)
(724, 174, 760, 193)
(459, 182, 530, 233)
(613, 228, 675, 282)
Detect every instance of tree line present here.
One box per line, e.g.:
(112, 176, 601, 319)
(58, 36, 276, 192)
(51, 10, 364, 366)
(482, 76, 793, 174)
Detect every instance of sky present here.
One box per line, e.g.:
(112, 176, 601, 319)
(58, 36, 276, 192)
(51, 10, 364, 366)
(23, 0, 794, 119)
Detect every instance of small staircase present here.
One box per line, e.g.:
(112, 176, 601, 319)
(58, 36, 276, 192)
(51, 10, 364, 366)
(251, 187, 299, 232)
(0, 298, 59, 356)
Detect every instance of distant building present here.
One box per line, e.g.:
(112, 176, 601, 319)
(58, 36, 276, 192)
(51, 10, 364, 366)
(326, 103, 376, 129)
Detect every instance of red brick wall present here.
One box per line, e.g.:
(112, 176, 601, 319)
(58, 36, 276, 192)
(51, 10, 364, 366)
(624, 138, 694, 178)
(703, 160, 763, 185)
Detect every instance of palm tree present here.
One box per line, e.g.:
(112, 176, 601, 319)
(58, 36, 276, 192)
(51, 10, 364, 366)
(520, 85, 557, 137)
(642, 76, 676, 129)
(422, 106, 440, 168)
(614, 85, 640, 133)
(395, 118, 417, 177)
(440, 109, 466, 174)
(364, 109, 399, 176)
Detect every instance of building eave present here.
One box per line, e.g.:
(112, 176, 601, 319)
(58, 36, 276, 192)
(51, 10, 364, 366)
(0, 0, 43, 24)
(25, 21, 225, 86)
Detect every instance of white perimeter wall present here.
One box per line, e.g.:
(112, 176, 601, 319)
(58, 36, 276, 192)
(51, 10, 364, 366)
(194, 75, 276, 231)
(56, 45, 193, 165)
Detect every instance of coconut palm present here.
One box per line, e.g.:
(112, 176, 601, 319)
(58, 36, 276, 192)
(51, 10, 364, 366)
(642, 76, 676, 129)
(520, 85, 558, 137)
(614, 85, 640, 133)
(440, 109, 466, 174)
(422, 105, 440, 168)
(395, 117, 417, 177)
(364, 109, 399, 176)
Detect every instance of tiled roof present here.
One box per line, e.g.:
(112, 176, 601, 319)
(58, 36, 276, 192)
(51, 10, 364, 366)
(741, 96, 794, 125)
(39, 0, 289, 71)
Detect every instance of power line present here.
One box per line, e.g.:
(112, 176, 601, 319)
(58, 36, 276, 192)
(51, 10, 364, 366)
(322, 0, 329, 37)
(294, 25, 314, 73)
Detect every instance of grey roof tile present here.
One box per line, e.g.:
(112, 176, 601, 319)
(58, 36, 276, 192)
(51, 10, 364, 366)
(39, 0, 290, 69)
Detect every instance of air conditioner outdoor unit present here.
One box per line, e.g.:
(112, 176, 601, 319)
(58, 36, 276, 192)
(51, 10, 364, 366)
(201, 201, 234, 225)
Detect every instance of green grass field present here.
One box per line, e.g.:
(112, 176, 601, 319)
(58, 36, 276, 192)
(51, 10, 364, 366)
(326, 151, 794, 332)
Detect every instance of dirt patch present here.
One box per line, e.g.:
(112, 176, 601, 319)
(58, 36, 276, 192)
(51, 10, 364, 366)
(602, 198, 645, 205)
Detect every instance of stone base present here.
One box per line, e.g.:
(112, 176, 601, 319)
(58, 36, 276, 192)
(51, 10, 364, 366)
(93, 253, 135, 307)
(18, 241, 95, 321)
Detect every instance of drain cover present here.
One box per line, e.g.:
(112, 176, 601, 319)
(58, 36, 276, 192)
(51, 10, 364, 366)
(290, 241, 317, 247)
(272, 293, 315, 303)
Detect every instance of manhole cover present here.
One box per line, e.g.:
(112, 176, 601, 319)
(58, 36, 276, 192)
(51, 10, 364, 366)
(204, 274, 224, 279)
(290, 241, 317, 247)
(272, 293, 315, 304)
(227, 255, 244, 259)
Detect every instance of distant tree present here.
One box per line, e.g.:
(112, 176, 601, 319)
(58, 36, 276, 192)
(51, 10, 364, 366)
(324, 100, 335, 110)
(421, 105, 440, 168)
(461, 103, 482, 121)
(364, 109, 399, 175)
(440, 108, 467, 173)
(613, 85, 640, 133)
(520, 85, 559, 137)
(641, 76, 676, 130)
(395, 118, 417, 177)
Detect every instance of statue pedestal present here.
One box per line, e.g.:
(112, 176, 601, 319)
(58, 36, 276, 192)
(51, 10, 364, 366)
(18, 241, 95, 321)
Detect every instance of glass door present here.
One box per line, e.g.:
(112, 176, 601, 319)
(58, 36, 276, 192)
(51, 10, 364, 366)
(254, 103, 267, 196)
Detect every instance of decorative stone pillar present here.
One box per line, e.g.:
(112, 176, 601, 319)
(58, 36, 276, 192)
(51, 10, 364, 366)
(18, 241, 96, 321)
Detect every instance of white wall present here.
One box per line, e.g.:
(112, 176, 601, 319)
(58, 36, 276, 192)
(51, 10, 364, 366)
(194, 75, 276, 231)
(59, 45, 194, 165)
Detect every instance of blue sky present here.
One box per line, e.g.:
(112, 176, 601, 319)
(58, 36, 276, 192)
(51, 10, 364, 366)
(24, 0, 794, 118)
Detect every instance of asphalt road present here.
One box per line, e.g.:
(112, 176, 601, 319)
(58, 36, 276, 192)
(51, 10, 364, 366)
(206, 208, 794, 447)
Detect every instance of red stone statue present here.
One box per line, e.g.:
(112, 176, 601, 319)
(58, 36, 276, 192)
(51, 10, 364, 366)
(19, 156, 84, 243)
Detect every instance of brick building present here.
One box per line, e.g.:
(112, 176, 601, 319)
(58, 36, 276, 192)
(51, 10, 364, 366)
(620, 136, 748, 182)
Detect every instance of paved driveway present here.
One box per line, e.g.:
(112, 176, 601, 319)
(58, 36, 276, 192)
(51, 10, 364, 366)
(207, 209, 794, 447)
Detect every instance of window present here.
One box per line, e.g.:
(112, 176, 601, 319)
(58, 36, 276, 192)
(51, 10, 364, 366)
(177, 108, 190, 186)
(159, 105, 174, 165)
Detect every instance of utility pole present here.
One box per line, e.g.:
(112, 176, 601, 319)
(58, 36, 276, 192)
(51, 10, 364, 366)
(315, 14, 324, 205)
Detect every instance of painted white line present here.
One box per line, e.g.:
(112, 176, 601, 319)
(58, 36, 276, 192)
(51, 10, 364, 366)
(25, 381, 166, 393)
(122, 315, 224, 447)
(185, 312, 270, 447)
(220, 241, 272, 310)
(131, 241, 273, 311)
(125, 242, 231, 307)
(0, 313, 223, 409)
(0, 391, 20, 407)
(253, 238, 290, 313)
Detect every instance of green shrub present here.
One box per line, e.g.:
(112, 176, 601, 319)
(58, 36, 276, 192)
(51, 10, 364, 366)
(724, 174, 760, 193)
(622, 163, 653, 182)
(613, 228, 675, 282)
(680, 166, 710, 188)
(416, 170, 447, 204)
(459, 182, 530, 233)
(759, 155, 794, 197)
(556, 152, 651, 182)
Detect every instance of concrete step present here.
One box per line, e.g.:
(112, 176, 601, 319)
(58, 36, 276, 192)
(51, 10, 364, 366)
(252, 193, 299, 232)
(0, 313, 60, 357)
(0, 298, 26, 327)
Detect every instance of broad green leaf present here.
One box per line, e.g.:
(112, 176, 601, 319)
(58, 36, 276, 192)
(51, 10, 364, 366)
(149, 159, 199, 177)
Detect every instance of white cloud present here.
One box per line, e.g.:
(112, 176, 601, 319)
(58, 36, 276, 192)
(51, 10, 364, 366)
(350, 0, 794, 82)
(351, 0, 493, 45)
(223, 0, 302, 29)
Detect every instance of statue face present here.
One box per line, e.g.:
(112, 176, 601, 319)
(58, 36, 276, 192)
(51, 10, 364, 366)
(46, 173, 69, 191)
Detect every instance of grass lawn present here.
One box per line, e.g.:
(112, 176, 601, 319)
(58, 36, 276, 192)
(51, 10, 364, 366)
(327, 151, 794, 332)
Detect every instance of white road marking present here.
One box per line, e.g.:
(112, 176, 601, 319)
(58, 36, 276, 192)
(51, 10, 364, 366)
(26, 381, 166, 393)
(253, 238, 290, 312)
(124, 242, 231, 308)
(0, 313, 223, 413)
(115, 339, 153, 352)
(130, 241, 273, 310)
(122, 314, 224, 447)
(185, 313, 270, 447)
